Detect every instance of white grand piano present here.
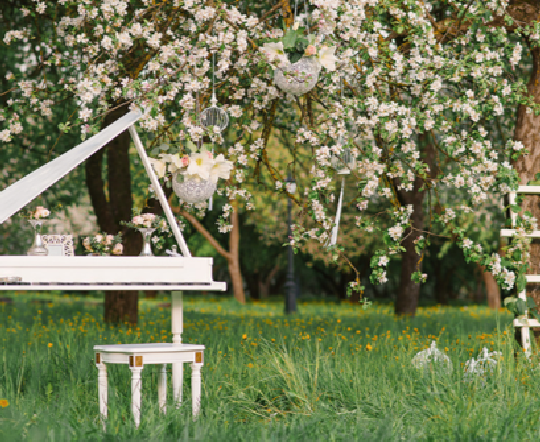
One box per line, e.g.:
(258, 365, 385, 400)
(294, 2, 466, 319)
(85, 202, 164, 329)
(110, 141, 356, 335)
(0, 110, 226, 426)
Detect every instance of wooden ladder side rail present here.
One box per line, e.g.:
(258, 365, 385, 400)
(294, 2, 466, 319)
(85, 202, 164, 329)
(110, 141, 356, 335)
(503, 186, 540, 356)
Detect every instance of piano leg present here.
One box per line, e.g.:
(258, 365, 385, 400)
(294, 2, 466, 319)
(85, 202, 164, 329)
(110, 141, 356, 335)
(130, 367, 143, 428)
(158, 364, 167, 414)
(172, 363, 183, 408)
(191, 362, 202, 419)
(97, 363, 108, 426)
(172, 291, 183, 408)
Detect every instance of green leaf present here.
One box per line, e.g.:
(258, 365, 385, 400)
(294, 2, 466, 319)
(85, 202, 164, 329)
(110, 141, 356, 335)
(282, 30, 297, 50)
(289, 53, 302, 63)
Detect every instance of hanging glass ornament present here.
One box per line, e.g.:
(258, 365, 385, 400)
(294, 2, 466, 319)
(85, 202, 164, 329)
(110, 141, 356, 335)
(200, 53, 229, 132)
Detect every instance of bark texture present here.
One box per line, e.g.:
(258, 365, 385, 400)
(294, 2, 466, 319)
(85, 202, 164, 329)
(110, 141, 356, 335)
(394, 174, 426, 316)
(175, 202, 246, 304)
(394, 135, 435, 316)
(85, 106, 141, 324)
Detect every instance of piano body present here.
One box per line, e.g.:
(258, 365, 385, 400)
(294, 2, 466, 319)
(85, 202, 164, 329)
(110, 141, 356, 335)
(0, 110, 226, 292)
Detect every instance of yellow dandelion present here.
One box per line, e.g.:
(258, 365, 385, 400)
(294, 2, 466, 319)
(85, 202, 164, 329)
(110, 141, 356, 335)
(0, 399, 8, 407)
(242, 334, 247, 340)
(48, 343, 52, 348)
(365, 343, 373, 351)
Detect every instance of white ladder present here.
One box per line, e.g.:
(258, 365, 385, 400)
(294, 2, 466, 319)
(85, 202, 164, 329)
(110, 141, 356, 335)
(501, 186, 540, 356)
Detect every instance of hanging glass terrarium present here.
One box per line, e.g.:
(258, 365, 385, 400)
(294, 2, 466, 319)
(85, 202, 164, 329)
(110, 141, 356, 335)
(172, 173, 217, 204)
(274, 57, 321, 96)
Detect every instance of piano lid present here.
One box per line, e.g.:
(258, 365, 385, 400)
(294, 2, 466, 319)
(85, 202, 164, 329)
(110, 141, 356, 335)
(0, 110, 143, 225)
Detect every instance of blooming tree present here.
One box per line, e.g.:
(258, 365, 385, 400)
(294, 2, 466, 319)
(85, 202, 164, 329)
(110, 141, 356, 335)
(2, 0, 540, 317)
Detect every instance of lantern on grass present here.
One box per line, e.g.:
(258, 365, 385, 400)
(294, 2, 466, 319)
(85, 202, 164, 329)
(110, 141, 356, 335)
(411, 341, 453, 374)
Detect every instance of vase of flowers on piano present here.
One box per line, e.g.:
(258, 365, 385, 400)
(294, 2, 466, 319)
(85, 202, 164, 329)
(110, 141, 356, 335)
(124, 213, 167, 257)
(148, 145, 233, 205)
(27, 206, 50, 256)
(83, 233, 123, 256)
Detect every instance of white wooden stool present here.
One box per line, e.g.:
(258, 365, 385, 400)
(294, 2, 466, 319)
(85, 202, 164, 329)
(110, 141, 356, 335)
(94, 343, 204, 428)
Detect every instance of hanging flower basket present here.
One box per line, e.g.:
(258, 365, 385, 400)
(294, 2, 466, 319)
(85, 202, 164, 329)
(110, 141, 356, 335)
(260, 24, 337, 96)
(274, 57, 321, 96)
(172, 173, 217, 204)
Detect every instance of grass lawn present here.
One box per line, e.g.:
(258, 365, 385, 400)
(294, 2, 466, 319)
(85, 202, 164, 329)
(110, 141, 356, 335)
(1, 293, 540, 441)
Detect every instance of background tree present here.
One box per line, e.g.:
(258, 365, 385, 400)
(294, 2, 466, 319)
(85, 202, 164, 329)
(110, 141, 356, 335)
(1, 0, 539, 321)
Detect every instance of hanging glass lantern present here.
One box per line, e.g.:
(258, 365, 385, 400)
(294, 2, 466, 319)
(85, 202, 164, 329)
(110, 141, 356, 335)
(200, 53, 229, 132)
(200, 94, 229, 132)
(331, 146, 356, 175)
(172, 173, 217, 204)
(274, 57, 321, 96)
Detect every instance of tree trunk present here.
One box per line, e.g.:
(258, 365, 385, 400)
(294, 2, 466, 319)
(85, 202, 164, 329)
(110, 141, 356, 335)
(174, 201, 245, 304)
(513, 45, 540, 343)
(104, 291, 139, 324)
(259, 261, 281, 299)
(483, 266, 501, 310)
(393, 133, 435, 316)
(394, 174, 425, 316)
(85, 106, 140, 324)
(228, 203, 245, 303)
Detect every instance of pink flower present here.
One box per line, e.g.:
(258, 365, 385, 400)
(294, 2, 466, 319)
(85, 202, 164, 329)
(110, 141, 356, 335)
(305, 45, 316, 56)
(181, 155, 190, 167)
(112, 243, 123, 255)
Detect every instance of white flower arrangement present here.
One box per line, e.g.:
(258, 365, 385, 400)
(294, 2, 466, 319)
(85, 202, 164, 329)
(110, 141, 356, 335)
(83, 233, 122, 255)
(29, 206, 50, 220)
(126, 213, 164, 230)
(260, 23, 337, 71)
(150, 146, 233, 184)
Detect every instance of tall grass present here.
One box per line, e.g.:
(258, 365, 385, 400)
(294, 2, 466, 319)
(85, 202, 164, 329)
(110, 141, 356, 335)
(2, 294, 540, 441)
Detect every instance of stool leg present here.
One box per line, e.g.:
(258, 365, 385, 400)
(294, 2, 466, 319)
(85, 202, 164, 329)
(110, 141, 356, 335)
(172, 363, 183, 408)
(97, 363, 108, 423)
(158, 364, 167, 414)
(130, 367, 143, 428)
(191, 362, 202, 419)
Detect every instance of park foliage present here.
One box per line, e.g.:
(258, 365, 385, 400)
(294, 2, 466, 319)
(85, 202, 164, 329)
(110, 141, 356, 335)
(2, 1, 540, 314)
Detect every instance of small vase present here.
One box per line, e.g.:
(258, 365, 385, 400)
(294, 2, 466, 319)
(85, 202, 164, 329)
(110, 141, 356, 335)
(27, 219, 48, 256)
(138, 228, 156, 257)
(172, 173, 217, 204)
(274, 57, 321, 96)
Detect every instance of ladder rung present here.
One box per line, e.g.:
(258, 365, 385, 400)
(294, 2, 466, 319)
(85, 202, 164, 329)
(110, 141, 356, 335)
(501, 229, 540, 238)
(515, 186, 540, 194)
(526, 275, 540, 283)
(514, 318, 540, 328)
